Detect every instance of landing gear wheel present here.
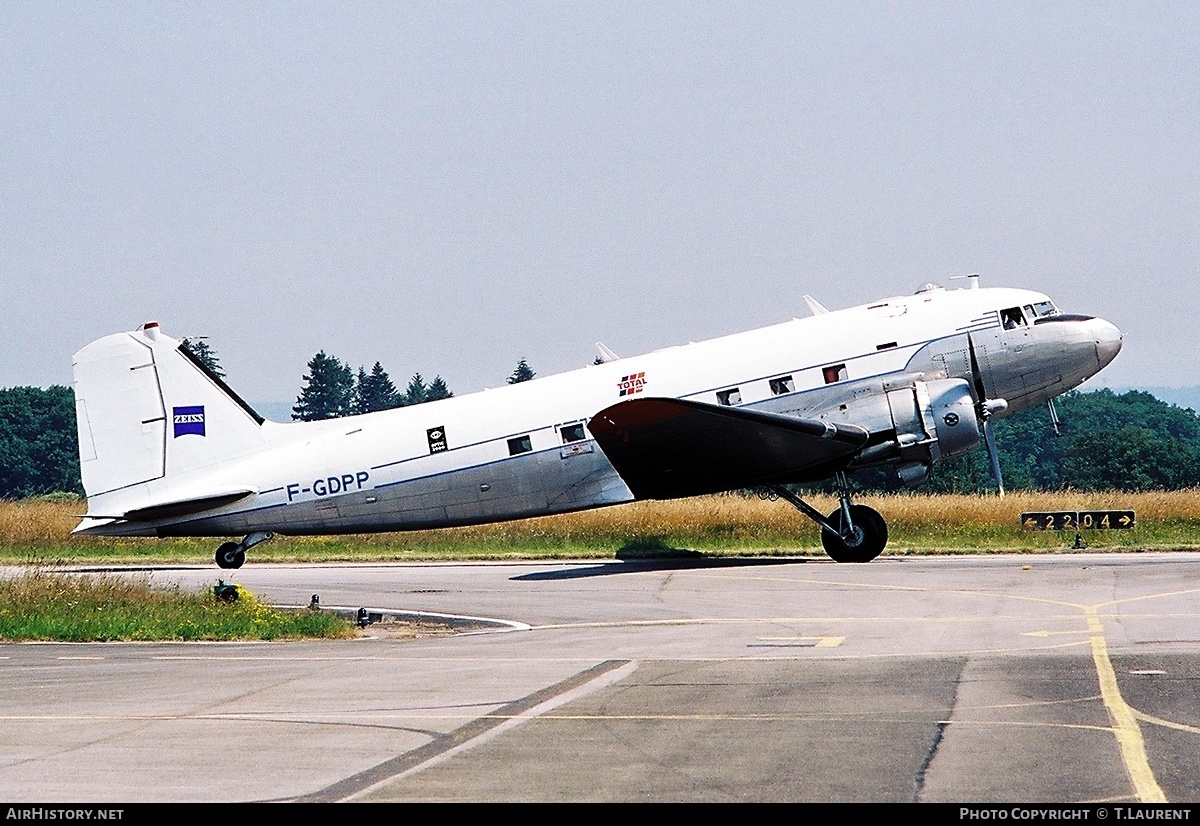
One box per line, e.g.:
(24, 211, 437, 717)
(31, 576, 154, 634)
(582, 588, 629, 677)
(215, 541, 245, 569)
(821, 504, 888, 563)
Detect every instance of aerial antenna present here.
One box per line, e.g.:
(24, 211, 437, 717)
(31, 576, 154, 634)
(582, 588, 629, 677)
(803, 295, 830, 315)
(595, 342, 620, 364)
(950, 274, 981, 290)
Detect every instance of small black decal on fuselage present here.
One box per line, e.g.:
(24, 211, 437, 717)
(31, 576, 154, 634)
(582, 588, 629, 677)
(427, 426, 448, 453)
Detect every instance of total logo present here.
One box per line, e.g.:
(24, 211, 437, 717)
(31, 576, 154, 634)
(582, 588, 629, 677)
(618, 372, 647, 397)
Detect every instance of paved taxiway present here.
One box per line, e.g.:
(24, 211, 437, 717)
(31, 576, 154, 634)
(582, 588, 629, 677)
(3, 552, 1200, 802)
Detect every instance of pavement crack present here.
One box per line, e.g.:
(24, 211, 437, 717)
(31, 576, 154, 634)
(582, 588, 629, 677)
(913, 657, 968, 802)
(290, 658, 635, 803)
(913, 720, 948, 802)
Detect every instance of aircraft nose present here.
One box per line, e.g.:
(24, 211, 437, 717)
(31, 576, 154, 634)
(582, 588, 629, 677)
(1092, 318, 1123, 369)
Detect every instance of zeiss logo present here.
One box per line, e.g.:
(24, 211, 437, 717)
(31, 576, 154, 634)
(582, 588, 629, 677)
(173, 406, 205, 437)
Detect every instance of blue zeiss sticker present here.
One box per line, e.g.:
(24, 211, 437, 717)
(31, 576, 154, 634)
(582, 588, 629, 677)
(173, 405, 205, 437)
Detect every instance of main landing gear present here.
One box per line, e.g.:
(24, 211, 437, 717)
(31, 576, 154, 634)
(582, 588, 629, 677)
(764, 473, 888, 563)
(215, 531, 274, 569)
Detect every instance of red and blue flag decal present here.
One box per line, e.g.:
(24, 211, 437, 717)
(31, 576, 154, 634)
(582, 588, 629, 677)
(618, 372, 646, 397)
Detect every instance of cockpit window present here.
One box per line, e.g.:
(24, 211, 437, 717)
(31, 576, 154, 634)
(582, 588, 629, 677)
(1027, 301, 1059, 318)
(1000, 307, 1028, 329)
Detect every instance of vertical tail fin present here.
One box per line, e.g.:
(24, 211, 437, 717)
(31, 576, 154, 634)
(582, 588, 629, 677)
(73, 323, 267, 499)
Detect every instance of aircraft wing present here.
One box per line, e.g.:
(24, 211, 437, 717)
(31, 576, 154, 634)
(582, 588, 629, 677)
(588, 397, 869, 499)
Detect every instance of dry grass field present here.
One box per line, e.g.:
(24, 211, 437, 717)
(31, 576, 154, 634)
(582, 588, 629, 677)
(2, 490, 1199, 564)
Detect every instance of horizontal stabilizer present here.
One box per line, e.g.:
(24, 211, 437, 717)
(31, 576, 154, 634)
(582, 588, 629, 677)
(79, 489, 256, 526)
(588, 397, 868, 499)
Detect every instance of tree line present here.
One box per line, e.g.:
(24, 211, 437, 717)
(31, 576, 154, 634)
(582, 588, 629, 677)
(185, 340, 535, 422)
(291, 352, 453, 420)
(1, 343, 1196, 498)
(842, 388, 1200, 494)
(0, 340, 536, 498)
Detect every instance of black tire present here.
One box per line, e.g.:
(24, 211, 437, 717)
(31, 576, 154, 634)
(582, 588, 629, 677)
(821, 504, 888, 563)
(215, 541, 245, 569)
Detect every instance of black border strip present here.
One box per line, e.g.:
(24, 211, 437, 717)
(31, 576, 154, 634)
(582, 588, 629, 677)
(177, 342, 265, 425)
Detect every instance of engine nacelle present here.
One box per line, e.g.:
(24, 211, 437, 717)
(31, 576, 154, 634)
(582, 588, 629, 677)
(883, 378, 981, 485)
(814, 377, 980, 486)
(800, 375, 982, 486)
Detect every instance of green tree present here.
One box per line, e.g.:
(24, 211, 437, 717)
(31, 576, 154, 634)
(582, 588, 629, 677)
(180, 338, 224, 378)
(354, 362, 399, 413)
(396, 372, 452, 405)
(507, 358, 535, 384)
(426, 375, 452, 401)
(925, 389, 1200, 493)
(0, 386, 83, 497)
(1063, 427, 1200, 491)
(293, 352, 355, 421)
(401, 373, 428, 406)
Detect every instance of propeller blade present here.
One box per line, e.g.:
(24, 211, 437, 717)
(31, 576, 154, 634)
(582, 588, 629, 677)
(983, 417, 1005, 498)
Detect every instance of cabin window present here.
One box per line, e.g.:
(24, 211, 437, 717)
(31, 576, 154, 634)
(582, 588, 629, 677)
(876, 342, 897, 351)
(716, 388, 741, 406)
(560, 422, 586, 443)
(769, 376, 795, 396)
(822, 364, 848, 384)
(1001, 307, 1028, 329)
(507, 435, 532, 456)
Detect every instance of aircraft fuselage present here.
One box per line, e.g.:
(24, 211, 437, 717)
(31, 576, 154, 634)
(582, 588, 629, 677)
(72, 283, 1121, 541)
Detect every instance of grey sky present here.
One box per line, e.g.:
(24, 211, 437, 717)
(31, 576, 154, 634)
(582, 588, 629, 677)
(3, 2, 1197, 410)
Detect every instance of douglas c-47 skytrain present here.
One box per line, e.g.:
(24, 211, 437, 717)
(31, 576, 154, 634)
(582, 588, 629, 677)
(71, 277, 1122, 567)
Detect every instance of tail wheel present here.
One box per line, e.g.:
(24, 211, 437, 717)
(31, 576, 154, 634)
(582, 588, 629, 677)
(216, 541, 245, 569)
(821, 504, 888, 563)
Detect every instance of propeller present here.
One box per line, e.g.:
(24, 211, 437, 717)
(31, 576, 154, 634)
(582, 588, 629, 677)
(966, 335, 1007, 497)
(979, 398, 1008, 498)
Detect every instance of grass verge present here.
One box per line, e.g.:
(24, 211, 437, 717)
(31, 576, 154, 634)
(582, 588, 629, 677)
(3, 491, 1198, 642)
(0, 567, 357, 641)
(2, 491, 1199, 565)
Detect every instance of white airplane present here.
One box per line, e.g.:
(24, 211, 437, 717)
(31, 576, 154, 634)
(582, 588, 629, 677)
(71, 277, 1122, 567)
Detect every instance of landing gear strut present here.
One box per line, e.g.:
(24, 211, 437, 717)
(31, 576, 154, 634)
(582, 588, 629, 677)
(766, 474, 888, 563)
(215, 531, 274, 569)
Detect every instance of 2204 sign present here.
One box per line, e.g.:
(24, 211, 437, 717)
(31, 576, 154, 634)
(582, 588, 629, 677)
(1021, 510, 1135, 530)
